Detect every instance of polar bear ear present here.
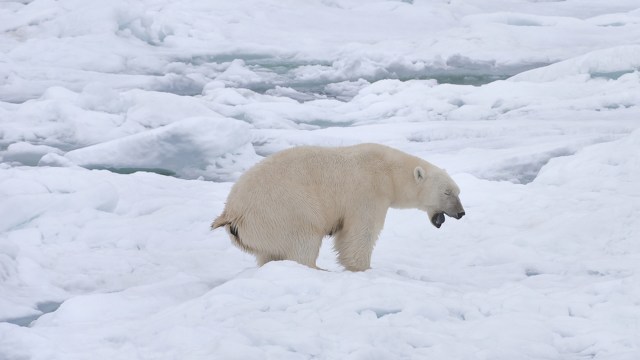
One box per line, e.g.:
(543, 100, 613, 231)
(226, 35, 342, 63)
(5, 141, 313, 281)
(414, 166, 426, 183)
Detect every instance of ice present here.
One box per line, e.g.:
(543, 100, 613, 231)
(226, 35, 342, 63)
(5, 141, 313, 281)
(510, 45, 640, 82)
(1, 142, 63, 166)
(2, 0, 640, 359)
(62, 116, 260, 180)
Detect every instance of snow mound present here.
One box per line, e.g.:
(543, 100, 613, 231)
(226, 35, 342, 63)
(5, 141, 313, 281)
(61, 117, 259, 180)
(534, 128, 640, 191)
(509, 45, 640, 82)
(1, 142, 64, 166)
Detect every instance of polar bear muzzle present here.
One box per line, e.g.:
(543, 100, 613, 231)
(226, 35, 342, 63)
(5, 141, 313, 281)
(431, 212, 445, 228)
(431, 211, 465, 228)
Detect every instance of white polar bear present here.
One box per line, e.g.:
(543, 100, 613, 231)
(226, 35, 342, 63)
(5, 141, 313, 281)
(212, 143, 465, 271)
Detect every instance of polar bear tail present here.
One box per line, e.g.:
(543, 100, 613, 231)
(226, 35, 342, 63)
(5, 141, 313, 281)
(211, 213, 229, 231)
(212, 213, 251, 252)
(212, 213, 239, 238)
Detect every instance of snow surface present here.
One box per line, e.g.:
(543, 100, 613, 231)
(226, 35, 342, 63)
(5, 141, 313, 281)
(1, 0, 640, 359)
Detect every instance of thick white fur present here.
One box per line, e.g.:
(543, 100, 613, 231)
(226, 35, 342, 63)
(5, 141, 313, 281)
(212, 143, 464, 271)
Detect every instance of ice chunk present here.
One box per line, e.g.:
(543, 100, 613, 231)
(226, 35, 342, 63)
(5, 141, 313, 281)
(534, 128, 640, 191)
(1, 142, 63, 166)
(38, 153, 77, 168)
(215, 59, 274, 90)
(63, 117, 259, 181)
(510, 45, 640, 82)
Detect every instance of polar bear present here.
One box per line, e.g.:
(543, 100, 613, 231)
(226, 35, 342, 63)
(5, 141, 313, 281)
(212, 143, 465, 271)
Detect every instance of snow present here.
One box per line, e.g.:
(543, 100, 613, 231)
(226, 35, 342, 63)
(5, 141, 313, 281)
(1, 0, 640, 359)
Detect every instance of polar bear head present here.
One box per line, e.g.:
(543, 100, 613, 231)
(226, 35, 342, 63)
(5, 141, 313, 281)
(414, 165, 465, 228)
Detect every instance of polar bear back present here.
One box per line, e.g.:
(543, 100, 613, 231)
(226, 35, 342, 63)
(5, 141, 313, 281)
(228, 145, 391, 219)
(223, 144, 414, 240)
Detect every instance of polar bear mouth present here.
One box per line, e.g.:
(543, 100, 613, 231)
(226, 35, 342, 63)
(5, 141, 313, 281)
(431, 212, 445, 228)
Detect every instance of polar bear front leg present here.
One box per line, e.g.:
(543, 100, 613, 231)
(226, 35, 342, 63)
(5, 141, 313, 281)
(334, 207, 387, 271)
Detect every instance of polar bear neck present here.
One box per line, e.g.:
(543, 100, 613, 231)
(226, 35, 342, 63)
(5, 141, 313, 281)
(355, 143, 429, 210)
(388, 161, 429, 210)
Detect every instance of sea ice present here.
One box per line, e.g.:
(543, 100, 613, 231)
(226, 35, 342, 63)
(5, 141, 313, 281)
(1, 0, 639, 359)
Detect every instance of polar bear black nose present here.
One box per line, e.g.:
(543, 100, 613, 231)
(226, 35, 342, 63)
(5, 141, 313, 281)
(457, 211, 465, 219)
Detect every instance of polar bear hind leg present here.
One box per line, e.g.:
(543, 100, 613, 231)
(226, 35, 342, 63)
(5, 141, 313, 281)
(256, 253, 282, 266)
(282, 234, 324, 270)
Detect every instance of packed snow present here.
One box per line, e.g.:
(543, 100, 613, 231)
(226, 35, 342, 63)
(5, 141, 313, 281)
(1, 0, 640, 359)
